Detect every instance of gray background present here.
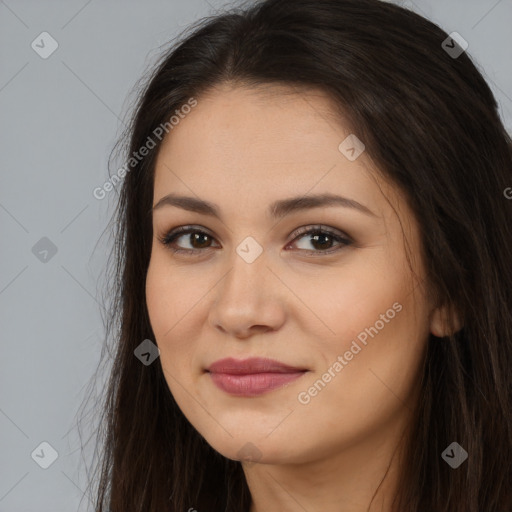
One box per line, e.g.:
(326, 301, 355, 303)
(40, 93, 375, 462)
(1, 0, 511, 510)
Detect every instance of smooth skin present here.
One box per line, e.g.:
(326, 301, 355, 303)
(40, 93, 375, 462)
(145, 83, 459, 512)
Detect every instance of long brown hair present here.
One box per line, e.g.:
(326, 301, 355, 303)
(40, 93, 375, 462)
(78, 0, 512, 510)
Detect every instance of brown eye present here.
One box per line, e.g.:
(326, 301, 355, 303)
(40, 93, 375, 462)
(288, 226, 352, 255)
(158, 224, 352, 257)
(159, 227, 218, 254)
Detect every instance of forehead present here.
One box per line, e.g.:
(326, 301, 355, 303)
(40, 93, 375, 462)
(153, 84, 398, 220)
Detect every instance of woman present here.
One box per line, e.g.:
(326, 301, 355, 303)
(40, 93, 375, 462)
(83, 0, 512, 510)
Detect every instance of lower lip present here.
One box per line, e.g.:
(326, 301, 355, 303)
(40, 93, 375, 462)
(208, 371, 307, 396)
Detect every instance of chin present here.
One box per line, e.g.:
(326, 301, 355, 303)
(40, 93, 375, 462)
(199, 430, 305, 466)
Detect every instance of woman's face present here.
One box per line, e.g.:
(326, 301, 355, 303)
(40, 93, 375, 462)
(146, 84, 436, 465)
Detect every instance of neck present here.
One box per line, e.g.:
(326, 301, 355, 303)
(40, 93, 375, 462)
(243, 410, 411, 512)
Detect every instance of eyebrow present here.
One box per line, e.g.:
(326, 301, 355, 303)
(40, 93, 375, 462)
(152, 192, 377, 219)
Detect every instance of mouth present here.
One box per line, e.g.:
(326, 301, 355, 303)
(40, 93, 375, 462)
(205, 357, 309, 397)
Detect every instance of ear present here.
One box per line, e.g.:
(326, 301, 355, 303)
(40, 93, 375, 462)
(429, 301, 464, 337)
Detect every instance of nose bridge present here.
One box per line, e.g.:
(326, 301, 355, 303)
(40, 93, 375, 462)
(208, 237, 285, 335)
(222, 236, 270, 301)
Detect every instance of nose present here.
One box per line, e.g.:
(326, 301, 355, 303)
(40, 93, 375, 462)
(207, 246, 286, 339)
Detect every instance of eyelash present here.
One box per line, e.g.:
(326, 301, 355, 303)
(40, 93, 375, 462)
(157, 224, 353, 257)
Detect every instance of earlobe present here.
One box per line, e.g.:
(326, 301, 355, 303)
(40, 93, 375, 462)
(429, 302, 464, 337)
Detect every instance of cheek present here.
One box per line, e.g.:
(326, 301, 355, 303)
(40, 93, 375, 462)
(302, 249, 414, 349)
(300, 249, 428, 404)
(300, 274, 428, 419)
(146, 258, 171, 339)
(146, 247, 197, 334)
(145, 255, 197, 370)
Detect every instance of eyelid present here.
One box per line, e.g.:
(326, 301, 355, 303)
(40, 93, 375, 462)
(158, 223, 353, 255)
(290, 224, 352, 243)
(156, 225, 219, 255)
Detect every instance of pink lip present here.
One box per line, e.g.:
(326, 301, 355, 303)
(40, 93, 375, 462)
(206, 357, 308, 397)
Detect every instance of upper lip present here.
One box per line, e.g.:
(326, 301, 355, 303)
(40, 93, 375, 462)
(206, 357, 307, 375)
